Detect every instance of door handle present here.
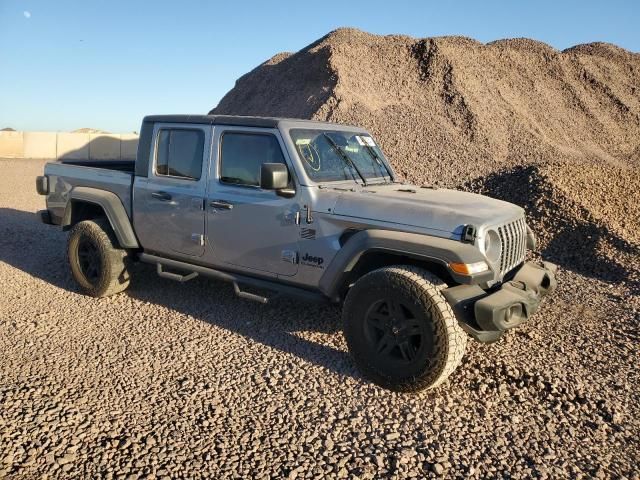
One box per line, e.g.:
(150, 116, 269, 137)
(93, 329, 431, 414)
(209, 200, 233, 210)
(151, 191, 172, 201)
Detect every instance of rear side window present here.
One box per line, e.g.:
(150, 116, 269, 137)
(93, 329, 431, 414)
(156, 129, 204, 180)
(220, 132, 285, 186)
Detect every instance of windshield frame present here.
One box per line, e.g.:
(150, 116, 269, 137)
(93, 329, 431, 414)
(282, 124, 396, 186)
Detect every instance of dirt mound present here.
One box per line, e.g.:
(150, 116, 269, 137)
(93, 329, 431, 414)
(466, 162, 640, 290)
(211, 28, 640, 288)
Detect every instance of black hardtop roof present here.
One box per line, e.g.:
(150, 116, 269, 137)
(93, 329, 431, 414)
(142, 114, 354, 129)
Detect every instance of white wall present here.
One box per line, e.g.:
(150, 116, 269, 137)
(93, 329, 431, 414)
(0, 131, 24, 157)
(120, 134, 139, 161)
(22, 132, 57, 158)
(57, 133, 90, 160)
(0, 131, 139, 160)
(88, 134, 121, 160)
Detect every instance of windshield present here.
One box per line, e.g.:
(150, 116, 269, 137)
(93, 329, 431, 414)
(289, 128, 393, 183)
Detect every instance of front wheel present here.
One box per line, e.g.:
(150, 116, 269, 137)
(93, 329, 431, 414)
(67, 218, 131, 297)
(343, 266, 467, 392)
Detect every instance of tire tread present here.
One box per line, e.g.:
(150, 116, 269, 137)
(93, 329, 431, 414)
(343, 265, 467, 392)
(67, 218, 130, 297)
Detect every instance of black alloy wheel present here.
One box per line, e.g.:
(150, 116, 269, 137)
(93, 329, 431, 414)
(364, 297, 429, 364)
(77, 238, 101, 284)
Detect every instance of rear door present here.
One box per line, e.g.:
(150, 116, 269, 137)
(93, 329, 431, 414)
(133, 123, 212, 258)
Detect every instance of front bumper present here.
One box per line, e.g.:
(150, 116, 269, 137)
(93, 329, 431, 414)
(442, 261, 557, 343)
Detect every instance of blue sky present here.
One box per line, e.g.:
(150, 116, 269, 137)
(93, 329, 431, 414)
(1, 0, 638, 133)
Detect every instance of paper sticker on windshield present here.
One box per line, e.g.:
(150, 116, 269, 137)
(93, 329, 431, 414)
(296, 138, 311, 145)
(361, 136, 376, 147)
(345, 146, 358, 153)
(355, 135, 366, 146)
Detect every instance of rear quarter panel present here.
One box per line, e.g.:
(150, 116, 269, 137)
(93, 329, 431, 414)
(44, 162, 133, 223)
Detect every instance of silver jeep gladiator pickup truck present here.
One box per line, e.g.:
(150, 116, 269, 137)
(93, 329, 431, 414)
(36, 115, 557, 392)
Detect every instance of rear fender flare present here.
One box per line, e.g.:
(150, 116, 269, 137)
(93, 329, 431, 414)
(62, 187, 139, 249)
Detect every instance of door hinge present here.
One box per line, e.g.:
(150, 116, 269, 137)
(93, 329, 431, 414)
(191, 197, 204, 210)
(284, 210, 301, 226)
(281, 250, 299, 264)
(304, 205, 313, 224)
(191, 233, 205, 246)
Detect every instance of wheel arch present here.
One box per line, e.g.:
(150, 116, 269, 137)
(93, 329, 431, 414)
(346, 250, 454, 291)
(62, 187, 139, 249)
(319, 229, 493, 301)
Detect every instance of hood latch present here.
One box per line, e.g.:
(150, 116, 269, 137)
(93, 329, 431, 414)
(462, 225, 477, 244)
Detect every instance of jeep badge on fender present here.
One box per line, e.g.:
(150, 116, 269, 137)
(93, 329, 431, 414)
(301, 253, 324, 268)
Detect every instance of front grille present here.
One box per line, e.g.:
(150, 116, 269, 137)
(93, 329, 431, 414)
(497, 217, 527, 277)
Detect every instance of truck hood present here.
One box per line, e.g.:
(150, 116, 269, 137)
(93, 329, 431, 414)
(330, 184, 524, 235)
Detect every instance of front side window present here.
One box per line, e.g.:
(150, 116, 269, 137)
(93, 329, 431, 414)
(220, 132, 286, 187)
(289, 129, 392, 183)
(156, 128, 204, 180)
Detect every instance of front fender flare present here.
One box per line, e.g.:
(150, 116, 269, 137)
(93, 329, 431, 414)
(63, 187, 139, 249)
(318, 229, 493, 299)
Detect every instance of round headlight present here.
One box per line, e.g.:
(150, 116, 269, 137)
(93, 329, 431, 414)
(484, 229, 502, 264)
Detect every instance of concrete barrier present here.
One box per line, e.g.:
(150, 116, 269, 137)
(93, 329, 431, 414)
(23, 132, 57, 159)
(57, 133, 90, 160)
(0, 131, 140, 160)
(88, 134, 121, 160)
(120, 134, 139, 161)
(0, 131, 24, 157)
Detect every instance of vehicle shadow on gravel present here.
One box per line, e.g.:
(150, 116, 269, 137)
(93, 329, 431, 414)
(465, 166, 640, 293)
(0, 207, 358, 380)
(124, 264, 358, 379)
(0, 208, 74, 291)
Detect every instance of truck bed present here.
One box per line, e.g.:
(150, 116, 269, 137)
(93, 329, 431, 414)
(60, 159, 135, 173)
(43, 161, 134, 222)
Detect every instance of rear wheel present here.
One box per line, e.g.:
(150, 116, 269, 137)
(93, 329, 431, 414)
(343, 265, 467, 392)
(67, 218, 131, 297)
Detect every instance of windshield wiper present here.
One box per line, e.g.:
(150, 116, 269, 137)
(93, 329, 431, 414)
(362, 145, 394, 183)
(322, 133, 368, 186)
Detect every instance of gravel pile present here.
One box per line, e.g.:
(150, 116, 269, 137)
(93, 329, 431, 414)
(212, 28, 640, 292)
(0, 29, 638, 480)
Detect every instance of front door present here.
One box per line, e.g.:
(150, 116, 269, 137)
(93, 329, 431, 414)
(205, 127, 300, 277)
(133, 123, 211, 258)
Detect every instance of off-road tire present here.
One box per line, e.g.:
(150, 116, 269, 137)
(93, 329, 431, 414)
(67, 218, 131, 297)
(343, 265, 467, 392)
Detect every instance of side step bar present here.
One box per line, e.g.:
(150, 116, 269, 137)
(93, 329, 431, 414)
(233, 282, 268, 304)
(157, 263, 199, 283)
(138, 253, 326, 304)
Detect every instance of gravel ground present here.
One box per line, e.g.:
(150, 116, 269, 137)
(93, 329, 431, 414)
(1, 159, 638, 479)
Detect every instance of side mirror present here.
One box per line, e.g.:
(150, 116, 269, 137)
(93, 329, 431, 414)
(261, 163, 294, 197)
